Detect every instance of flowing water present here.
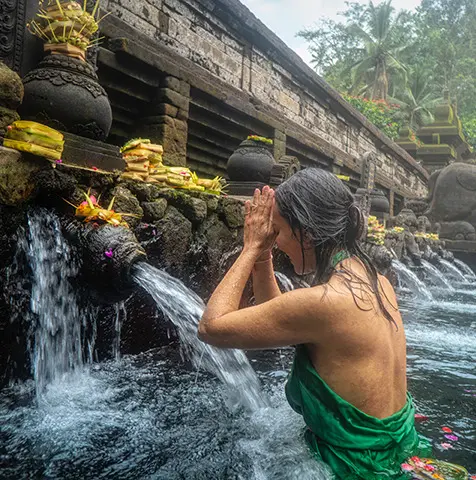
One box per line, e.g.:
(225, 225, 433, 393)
(392, 260, 434, 301)
(454, 259, 476, 279)
(132, 262, 265, 412)
(17, 210, 95, 396)
(1, 219, 475, 478)
(421, 260, 455, 291)
(440, 259, 468, 283)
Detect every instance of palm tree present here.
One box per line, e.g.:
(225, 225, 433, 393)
(347, 1, 409, 101)
(389, 68, 442, 130)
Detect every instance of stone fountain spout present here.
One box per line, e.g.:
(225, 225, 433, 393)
(64, 220, 147, 303)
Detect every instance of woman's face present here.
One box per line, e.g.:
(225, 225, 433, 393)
(272, 204, 316, 275)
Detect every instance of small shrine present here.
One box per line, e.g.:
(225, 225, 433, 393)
(396, 91, 473, 173)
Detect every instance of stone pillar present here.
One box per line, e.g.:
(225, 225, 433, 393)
(273, 129, 286, 160)
(389, 189, 395, 217)
(140, 75, 190, 167)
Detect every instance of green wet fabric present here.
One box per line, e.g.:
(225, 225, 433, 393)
(285, 345, 432, 479)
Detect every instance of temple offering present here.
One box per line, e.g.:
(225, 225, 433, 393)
(120, 138, 225, 194)
(3, 120, 64, 160)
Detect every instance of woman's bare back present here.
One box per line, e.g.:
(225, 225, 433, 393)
(306, 259, 408, 419)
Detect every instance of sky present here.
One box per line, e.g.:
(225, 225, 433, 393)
(240, 0, 422, 65)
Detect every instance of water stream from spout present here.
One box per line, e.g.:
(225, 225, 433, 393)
(112, 302, 126, 361)
(132, 262, 266, 411)
(453, 259, 476, 279)
(440, 259, 468, 283)
(421, 260, 455, 291)
(392, 260, 433, 301)
(21, 210, 95, 396)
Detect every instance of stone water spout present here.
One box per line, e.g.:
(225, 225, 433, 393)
(64, 220, 146, 303)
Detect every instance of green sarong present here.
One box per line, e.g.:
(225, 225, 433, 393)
(285, 345, 431, 479)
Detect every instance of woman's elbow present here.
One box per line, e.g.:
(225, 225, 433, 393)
(197, 318, 224, 347)
(197, 320, 209, 342)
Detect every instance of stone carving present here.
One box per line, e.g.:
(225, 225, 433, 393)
(425, 162, 476, 240)
(417, 216, 431, 234)
(20, 54, 112, 140)
(0, 0, 26, 72)
(392, 208, 418, 233)
(0, 61, 23, 134)
(269, 155, 300, 186)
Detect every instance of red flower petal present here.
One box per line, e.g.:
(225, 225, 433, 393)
(442, 426, 452, 433)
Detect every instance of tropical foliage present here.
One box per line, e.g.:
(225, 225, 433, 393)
(298, 0, 476, 138)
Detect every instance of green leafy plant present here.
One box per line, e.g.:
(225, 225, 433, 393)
(341, 94, 402, 139)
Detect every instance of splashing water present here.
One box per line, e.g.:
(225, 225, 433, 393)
(440, 259, 468, 283)
(20, 210, 95, 396)
(392, 260, 433, 301)
(132, 262, 266, 411)
(421, 260, 455, 291)
(454, 259, 476, 279)
(112, 302, 126, 361)
(275, 271, 295, 292)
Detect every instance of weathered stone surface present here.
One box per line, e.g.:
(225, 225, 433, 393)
(190, 213, 237, 296)
(156, 88, 189, 110)
(0, 62, 24, 109)
(141, 119, 188, 166)
(155, 103, 179, 117)
(0, 106, 20, 135)
(35, 167, 78, 200)
(140, 205, 192, 273)
(206, 196, 219, 212)
(218, 197, 244, 228)
(163, 76, 190, 97)
(109, 185, 144, 227)
(157, 189, 207, 223)
(0, 148, 48, 206)
(122, 181, 158, 202)
(142, 198, 168, 221)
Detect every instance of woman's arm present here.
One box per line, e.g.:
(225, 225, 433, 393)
(199, 285, 328, 349)
(252, 253, 282, 304)
(199, 186, 331, 349)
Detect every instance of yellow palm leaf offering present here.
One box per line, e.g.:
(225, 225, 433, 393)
(64, 190, 137, 228)
(120, 138, 225, 195)
(27, 0, 104, 52)
(367, 215, 386, 245)
(3, 120, 64, 160)
(401, 456, 468, 480)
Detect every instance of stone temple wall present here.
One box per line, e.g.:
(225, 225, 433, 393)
(99, 0, 428, 202)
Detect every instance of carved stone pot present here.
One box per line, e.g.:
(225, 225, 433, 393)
(19, 54, 112, 141)
(369, 189, 390, 215)
(227, 139, 276, 183)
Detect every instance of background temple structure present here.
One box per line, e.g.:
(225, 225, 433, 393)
(1, 0, 430, 216)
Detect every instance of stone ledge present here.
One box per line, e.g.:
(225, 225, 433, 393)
(444, 240, 476, 253)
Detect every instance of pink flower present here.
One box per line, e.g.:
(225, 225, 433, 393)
(444, 434, 459, 441)
(104, 249, 113, 258)
(440, 443, 453, 450)
(414, 413, 428, 422)
(401, 463, 414, 472)
(56, 158, 63, 164)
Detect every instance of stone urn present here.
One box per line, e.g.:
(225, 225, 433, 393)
(369, 189, 390, 215)
(227, 139, 276, 183)
(19, 53, 112, 141)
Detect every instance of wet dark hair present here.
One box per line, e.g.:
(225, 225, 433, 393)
(275, 168, 397, 328)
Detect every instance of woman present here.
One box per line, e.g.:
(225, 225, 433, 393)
(198, 168, 429, 479)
